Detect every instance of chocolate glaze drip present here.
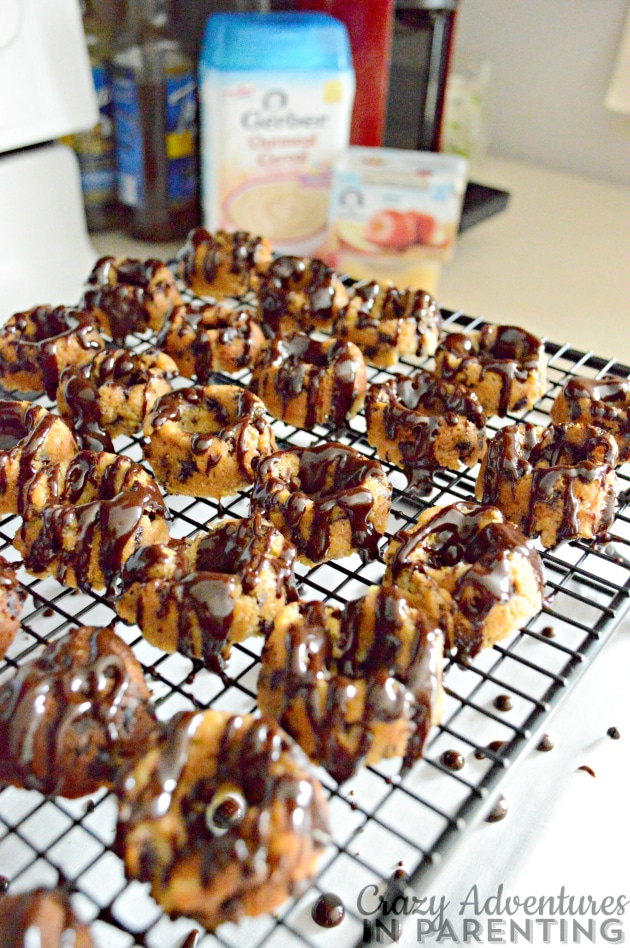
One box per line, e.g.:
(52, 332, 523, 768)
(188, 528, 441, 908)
(180, 931, 200, 948)
(438, 324, 543, 416)
(156, 303, 259, 379)
(485, 794, 508, 822)
(537, 733, 554, 752)
(494, 694, 513, 712)
(267, 586, 441, 783)
(84, 257, 175, 343)
(120, 513, 297, 672)
(58, 368, 114, 452)
(22, 456, 166, 595)
(118, 711, 329, 921)
(177, 228, 265, 290)
(338, 282, 441, 359)
(607, 726, 621, 740)
(253, 333, 362, 430)
(0, 626, 157, 796)
(389, 501, 543, 658)
(479, 422, 618, 543)
(258, 255, 341, 333)
(0, 888, 92, 947)
(0, 306, 103, 399)
(440, 749, 465, 771)
(312, 892, 345, 928)
(562, 375, 630, 428)
(366, 370, 485, 495)
(0, 402, 63, 506)
(253, 443, 388, 564)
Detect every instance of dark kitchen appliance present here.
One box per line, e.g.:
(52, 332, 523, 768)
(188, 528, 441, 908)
(384, 0, 458, 152)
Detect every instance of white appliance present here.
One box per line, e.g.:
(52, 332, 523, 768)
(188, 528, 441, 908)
(0, 0, 99, 318)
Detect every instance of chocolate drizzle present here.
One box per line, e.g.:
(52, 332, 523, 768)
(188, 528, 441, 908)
(157, 302, 262, 379)
(118, 513, 297, 672)
(0, 402, 71, 511)
(478, 422, 619, 544)
(84, 256, 177, 343)
(388, 501, 544, 658)
(365, 370, 486, 495)
(312, 892, 345, 928)
(116, 711, 329, 927)
(437, 324, 544, 416)
(257, 255, 343, 333)
(0, 625, 157, 797)
(177, 228, 268, 293)
(251, 333, 363, 430)
(0, 305, 104, 399)
(262, 585, 442, 783)
(252, 443, 389, 564)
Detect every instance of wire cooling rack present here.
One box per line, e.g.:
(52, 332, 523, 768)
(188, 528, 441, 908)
(1, 305, 630, 948)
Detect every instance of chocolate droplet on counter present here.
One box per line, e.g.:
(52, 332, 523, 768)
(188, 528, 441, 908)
(578, 765, 597, 778)
(85, 799, 96, 813)
(440, 749, 465, 771)
(607, 726, 621, 740)
(485, 795, 508, 823)
(494, 694, 513, 712)
(180, 932, 199, 948)
(541, 626, 555, 639)
(475, 740, 505, 760)
(312, 892, 345, 928)
(537, 734, 554, 752)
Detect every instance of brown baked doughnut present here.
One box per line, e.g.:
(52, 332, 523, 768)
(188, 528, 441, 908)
(435, 324, 547, 417)
(550, 374, 630, 462)
(384, 501, 545, 660)
(252, 254, 349, 335)
(82, 255, 182, 343)
(332, 281, 442, 367)
(14, 450, 169, 595)
(56, 347, 179, 451)
(250, 333, 366, 431)
(251, 442, 392, 564)
(115, 710, 329, 930)
(365, 369, 487, 495)
(258, 585, 444, 784)
(0, 400, 78, 516)
(0, 624, 159, 798)
(176, 227, 274, 298)
(0, 305, 105, 399)
(475, 422, 618, 548)
(0, 555, 26, 660)
(156, 300, 266, 379)
(116, 512, 297, 674)
(0, 888, 93, 947)
(143, 384, 276, 499)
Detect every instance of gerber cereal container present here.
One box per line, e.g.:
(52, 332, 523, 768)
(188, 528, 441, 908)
(199, 13, 355, 256)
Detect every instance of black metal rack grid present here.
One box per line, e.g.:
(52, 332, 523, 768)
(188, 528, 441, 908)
(1, 305, 630, 948)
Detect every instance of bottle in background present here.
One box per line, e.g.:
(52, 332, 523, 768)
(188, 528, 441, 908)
(61, 0, 119, 232)
(112, 0, 199, 241)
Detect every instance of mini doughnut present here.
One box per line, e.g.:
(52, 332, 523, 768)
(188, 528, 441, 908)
(176, 227, 274, 298)
(116, 512, 297, 674)
(115, 709, 330, 930)
(0, 305, 104, 399)
(258, 585, 444, 783)
(435, 324, 547, 417)
(0, 400, 78, 515)
(365, 369, 487, 496)
(82, 255, 182, 343)
(250, 332, 366, 431)
(252, 254, 349, 335)
(251, 442, 392, 564)
(0, 624, 159, 798)
(156, 300, 266, 379)
(332, 281, 442, 367)
(0, 555, 26, 660)
(0, 888, 93, 947)
(14, 450, 169, 594)
(550, 374, 630, 462)
(56, 347, 179, 451)
(384, 501, 545, 660)
(475, 422, 618, 548)
(143, 384, 276, 499)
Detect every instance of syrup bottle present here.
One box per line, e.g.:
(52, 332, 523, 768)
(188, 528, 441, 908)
(112, 0, 199, 241)
(61, 0, 119, 231)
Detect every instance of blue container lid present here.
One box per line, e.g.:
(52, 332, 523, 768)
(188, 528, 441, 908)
(200, 12, 352, 72)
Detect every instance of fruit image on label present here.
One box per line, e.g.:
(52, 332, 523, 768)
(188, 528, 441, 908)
(364, 209, 437, 250)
